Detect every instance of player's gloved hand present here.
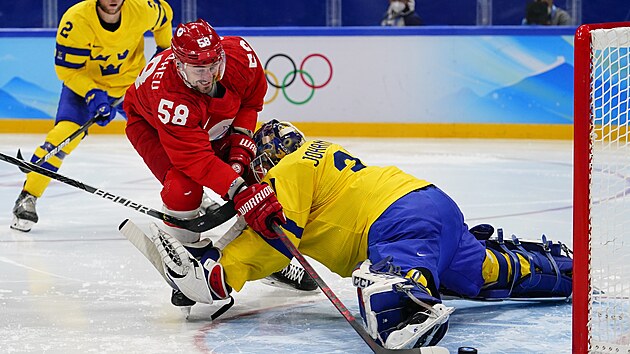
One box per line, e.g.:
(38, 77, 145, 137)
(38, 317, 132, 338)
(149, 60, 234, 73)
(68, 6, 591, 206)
(85, 88, 112, 126)
(227, 133, 257, 176)
(232, 183, 286, 239)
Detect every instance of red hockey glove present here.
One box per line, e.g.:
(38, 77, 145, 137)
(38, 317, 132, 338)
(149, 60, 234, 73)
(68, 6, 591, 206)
(227, 133, 257, 176)
(233, 183, 286, 239)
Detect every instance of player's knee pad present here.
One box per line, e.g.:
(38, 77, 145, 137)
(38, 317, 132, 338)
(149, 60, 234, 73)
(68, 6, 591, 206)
(161, 168, 203, 211)
(149, 224, 231, 304)
(480, 229, 573, 299)
(352, 258, 453, 349)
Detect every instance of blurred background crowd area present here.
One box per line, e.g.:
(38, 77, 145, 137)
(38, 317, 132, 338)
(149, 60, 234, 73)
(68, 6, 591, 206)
(0, 0, 627, 28)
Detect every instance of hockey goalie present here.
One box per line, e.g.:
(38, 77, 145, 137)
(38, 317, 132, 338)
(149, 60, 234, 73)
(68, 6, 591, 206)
(126, 119, 573, 350)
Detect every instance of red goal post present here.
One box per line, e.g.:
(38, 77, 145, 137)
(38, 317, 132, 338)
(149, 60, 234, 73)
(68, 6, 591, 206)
(573, 22, 630, 354)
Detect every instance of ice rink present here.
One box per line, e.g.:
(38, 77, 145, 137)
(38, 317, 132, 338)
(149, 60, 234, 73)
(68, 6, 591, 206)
(0, 134, 574, 353)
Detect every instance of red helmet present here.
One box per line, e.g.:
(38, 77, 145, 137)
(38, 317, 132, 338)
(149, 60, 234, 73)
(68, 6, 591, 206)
(171, 19, 225, 69)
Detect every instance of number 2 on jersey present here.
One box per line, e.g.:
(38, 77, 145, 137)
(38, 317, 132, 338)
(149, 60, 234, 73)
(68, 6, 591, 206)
(333, 150, 366, 172)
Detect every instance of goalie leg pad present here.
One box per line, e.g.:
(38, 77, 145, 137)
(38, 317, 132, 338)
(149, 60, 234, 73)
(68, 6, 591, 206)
(479, 229, 573, 299)
(352, 259, 453, 349)
(149, 224, 231, 304)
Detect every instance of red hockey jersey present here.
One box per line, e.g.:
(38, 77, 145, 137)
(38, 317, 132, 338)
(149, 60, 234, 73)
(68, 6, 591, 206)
(124, 36, 267, 196)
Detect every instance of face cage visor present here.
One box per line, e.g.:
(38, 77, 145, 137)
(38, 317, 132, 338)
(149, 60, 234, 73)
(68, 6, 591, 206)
(250, 152, 276, 183)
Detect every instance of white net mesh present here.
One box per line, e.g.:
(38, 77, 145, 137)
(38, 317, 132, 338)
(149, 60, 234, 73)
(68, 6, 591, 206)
(589, 27, 630, 353)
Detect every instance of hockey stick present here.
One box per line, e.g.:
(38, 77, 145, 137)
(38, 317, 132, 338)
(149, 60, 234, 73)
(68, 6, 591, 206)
(16, 96, 125, 173)
(270, 223, 447, 354)
(119, 218, 172, 285)
(0, 151, 236, 232)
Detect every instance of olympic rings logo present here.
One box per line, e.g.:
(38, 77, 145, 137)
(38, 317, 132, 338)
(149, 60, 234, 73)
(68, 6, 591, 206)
(263, 53, 333, 105)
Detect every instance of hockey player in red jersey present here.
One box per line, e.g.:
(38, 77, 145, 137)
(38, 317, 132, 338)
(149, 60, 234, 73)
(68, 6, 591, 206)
(125, 18, 278, 242)
(124, 20, 315, 307)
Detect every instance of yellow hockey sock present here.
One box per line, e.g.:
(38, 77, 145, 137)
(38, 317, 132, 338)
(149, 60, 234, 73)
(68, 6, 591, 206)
(23, 121, 84, 197)
(405, 268, 432, 296)
(482, 249, 531, 285)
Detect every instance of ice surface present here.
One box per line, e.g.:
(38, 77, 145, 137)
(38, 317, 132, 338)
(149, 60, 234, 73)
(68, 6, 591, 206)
(0, 135, 573, 353)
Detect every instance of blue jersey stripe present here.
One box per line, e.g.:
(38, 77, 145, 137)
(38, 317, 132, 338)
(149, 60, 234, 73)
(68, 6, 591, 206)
(56, 43, 91, 56)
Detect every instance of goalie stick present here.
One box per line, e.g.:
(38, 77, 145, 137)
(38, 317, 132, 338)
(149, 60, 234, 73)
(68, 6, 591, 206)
(270, 224, 448, 354)
(16, 96, 125, 173)
(119, 218, 171, 285)
(0, 151, 236, 232)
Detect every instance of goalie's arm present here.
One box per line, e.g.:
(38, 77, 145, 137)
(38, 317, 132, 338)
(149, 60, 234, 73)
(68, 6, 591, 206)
(220, 227, 296, 291)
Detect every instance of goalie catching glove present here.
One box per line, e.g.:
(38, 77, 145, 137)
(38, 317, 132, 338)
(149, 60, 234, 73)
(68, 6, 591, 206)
(148, 223, 231, 304)
(352, 258, 454, 349)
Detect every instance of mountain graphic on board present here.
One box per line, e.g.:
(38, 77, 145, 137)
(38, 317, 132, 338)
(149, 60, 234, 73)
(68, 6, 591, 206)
(437, 62, 574, 124)
(0, 77, 58, 118)
(0, 89, 50, 119)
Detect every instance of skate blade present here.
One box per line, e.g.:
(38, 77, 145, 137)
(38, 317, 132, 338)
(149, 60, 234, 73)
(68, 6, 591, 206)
(180, 306, 191, 319)
(10, 217, 34, 232)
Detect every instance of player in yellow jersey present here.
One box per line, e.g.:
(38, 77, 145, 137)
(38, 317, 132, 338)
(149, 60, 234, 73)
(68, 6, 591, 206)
(11, 0, 173, 232)
(140, 120, 573, 349)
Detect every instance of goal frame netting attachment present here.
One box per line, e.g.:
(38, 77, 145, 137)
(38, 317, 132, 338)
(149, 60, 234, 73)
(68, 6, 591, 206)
(573, 21, 630, 354)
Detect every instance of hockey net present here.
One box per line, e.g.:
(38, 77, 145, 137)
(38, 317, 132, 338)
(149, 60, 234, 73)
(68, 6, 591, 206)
(573, 22, 630, 354)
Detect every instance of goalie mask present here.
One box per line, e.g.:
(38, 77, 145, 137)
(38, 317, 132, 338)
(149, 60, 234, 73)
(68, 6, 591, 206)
(251, 119, 305, 182)
(171, 19, 226, 95)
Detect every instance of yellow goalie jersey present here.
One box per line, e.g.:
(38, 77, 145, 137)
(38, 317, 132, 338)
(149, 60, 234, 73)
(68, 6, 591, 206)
(221, 140, 432, 291)
(54, 0, 173, 98)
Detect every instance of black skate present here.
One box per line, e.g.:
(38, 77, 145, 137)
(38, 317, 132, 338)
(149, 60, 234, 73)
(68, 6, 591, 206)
(11, 190, 38, 232)
(171, 288, 195, 318)
(262, 262, 317, 291)
(171, 288, 196, 307)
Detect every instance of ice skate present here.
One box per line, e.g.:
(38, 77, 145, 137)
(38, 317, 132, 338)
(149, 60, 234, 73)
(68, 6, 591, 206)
(262, 262, 317, 291)
(10, 190, 38, 232)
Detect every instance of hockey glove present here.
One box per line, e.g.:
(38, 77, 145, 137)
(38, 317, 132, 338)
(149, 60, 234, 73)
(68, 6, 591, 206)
(85, 88, 112, 126)
(227, 133, 257, 176)
(233, 183, 286, 239)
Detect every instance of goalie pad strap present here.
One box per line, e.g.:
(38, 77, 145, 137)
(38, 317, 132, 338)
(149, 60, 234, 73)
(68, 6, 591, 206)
(479, 231, 572, 299)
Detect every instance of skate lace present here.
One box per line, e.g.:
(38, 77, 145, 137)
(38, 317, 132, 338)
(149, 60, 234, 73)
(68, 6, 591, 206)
(281, 263, 305, 283)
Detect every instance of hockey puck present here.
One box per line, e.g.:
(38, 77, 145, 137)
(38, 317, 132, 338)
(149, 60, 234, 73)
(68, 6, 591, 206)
(458, 347, 478, 354)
